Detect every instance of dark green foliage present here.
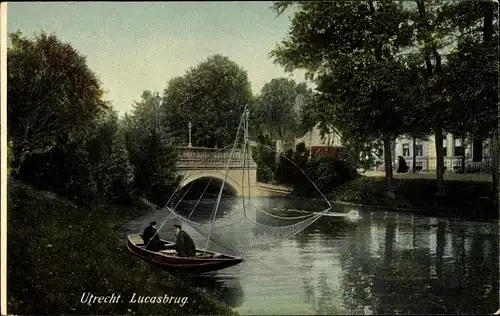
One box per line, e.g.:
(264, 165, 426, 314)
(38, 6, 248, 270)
(101, 133, 134, 204)
(294, 142, 309, 171)
(7, 32, 138, 206)
(251, 133, 277, 183)
(16, 140, 98, 205)
(257, 165, 274, 183)
(253, 78, 312, 144)
(135, 131, 181, 206)
(162, 55, 253, 148)
(8, 31, 108, 169)
(122, 91, 181, 205)
(341, 137, 383, 171)
(274, 149, 296, 184)
(294, 156, 358, 197)
(274, 142, 310, 185)
(329, 176, 496, 220)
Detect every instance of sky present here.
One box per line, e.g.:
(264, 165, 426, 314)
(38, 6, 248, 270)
(8, 1, 308, 115)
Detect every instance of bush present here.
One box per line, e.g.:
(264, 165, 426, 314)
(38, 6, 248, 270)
(274, 142, 309, 185)
(274, 149, 296, 184)
(251, 134, 276, 183)
(257, 165, 274, 183)
(295, 156, 358, 196)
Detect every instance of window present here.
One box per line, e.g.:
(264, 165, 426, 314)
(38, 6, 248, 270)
(415, 144, 423, 157)
(402, 144, 410, 157)
(454, 138, 464, 156)
(443, 139, 447, 156)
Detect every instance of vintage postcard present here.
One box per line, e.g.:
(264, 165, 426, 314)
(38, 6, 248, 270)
(2, 1, 499, 315)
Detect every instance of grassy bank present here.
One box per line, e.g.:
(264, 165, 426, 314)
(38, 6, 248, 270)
(327, 176, 497, 220)
(7, 179, 237, 315)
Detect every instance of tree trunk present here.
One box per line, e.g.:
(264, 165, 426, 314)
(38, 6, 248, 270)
(412, 136, 417, 173)
(432, 57, 446, 196)
(492, 130, 499, 210)
(383, 135, 394, 198)
(461, 134, 466, 174)
(417, 0, 446, 196)
(434, 126, 446, 196)
(482, 0, 498, 209)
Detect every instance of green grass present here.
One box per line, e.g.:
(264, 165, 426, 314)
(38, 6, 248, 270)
(7, 179, 238, 316)
(328, 175, 497, 220)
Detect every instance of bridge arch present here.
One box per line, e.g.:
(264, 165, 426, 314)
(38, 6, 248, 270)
(179, 170, 244, 197)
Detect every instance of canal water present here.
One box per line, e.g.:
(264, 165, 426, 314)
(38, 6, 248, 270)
(122, 197, 499, 315)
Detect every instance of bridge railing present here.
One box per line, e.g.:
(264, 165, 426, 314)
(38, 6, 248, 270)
(175, 146, 257, 168)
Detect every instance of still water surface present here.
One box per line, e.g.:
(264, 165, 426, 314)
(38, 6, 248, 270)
(122, 197, 499, 315)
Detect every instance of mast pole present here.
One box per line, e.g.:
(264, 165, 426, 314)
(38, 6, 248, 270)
(204, 106, 246, 250)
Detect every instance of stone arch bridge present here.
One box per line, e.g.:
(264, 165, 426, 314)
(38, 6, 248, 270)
(175, 146, 291, 197)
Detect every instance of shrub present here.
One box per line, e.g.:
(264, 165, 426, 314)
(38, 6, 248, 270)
(257, 165, 274, 183)
(295, 156, 358, 196)
(251, 134, 276, 183)
(274, 142, 309, 185)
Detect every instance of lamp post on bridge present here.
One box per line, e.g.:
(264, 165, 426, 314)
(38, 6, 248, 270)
(188, 121, 192, 147)
(245, 108, 250, 144)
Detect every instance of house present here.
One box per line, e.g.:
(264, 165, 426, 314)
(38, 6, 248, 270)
(394, 134, 493, 172)
(291, 118, 492, 173)
(294, 123, 343, 158)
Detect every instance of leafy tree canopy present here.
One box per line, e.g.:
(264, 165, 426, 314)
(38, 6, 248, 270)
(162, 55, 253, 148)
(8, 31, 109, 167)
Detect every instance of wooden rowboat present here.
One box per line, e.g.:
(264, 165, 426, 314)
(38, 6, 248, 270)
(126, 234, 243, 273)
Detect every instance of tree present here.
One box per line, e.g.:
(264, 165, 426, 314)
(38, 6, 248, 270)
(253, 77, 312, 158)
(162, 55, 253, 148)
(408, 0, 452, 195)
(254, 78, 313, 139)
(122, 91, 164, 162)
(122, 92, 181, 205)
(137, 130, 181, 206)
(399, 53, 433, 173)
(7, 31, 108, 170)
(101, 130, 134, 204)
(440, 0, 498, 202)
(270, 1, 413, 195)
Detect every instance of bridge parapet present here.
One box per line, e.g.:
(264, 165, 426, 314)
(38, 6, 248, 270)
(175, 146, 257, 169)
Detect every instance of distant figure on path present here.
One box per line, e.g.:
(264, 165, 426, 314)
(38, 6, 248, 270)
(396, 156, 409, 173)
(142, 221, 163, 251)
(174, 224, 196, 257)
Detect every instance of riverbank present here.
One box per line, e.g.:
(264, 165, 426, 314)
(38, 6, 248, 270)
(326, 176, 497, 220)
(7, 179, 237, 315)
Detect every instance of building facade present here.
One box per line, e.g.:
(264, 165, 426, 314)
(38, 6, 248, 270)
(293, 122, 492, 173)
(294, 123, 343, 158)
(393, 134, 493, 172)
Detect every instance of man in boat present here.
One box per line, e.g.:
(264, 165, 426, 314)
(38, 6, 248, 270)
(142, 221, 163, 251)
(173, 224, 196, 257)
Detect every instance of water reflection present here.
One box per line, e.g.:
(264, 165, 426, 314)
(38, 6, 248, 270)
(123, 197, 499, 315)
(179, 274, 245, 308)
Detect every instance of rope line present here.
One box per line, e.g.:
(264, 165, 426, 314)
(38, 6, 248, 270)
(147, 106, 335, 255)
(205, 107, 246, 249)
(187, 177, 214, 219)
(248, 202, 330, 220)
(147, 143, 235, 245)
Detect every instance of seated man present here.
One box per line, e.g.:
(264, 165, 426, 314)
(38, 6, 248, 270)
(173, 224, 196, 257)
(142, 221, 163, 251)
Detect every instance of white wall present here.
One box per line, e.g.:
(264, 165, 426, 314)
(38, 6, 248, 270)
(395, 136, 429, 158)
(295, 123, 342, 148)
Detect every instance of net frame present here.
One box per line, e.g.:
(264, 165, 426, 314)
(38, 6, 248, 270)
(150, 106, 333, 255)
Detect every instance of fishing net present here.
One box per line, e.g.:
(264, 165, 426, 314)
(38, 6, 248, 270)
(153, 107, 333, 256)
